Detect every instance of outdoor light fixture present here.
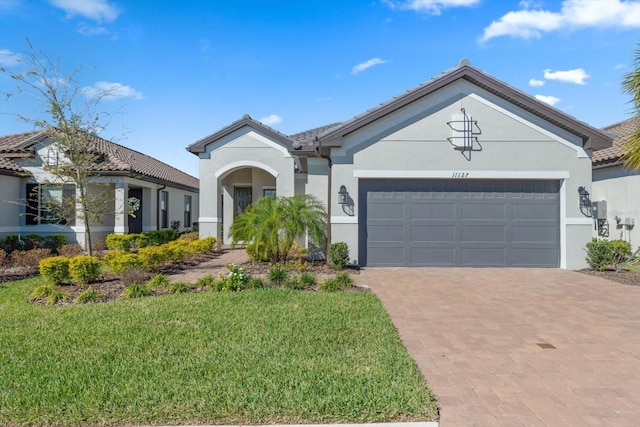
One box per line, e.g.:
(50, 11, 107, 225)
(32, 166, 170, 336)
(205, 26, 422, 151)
(578, 186, 591, 209)
(338, 185, 348, 205)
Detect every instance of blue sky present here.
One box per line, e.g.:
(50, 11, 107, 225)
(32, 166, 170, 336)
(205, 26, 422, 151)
(1, 0, 639, 178)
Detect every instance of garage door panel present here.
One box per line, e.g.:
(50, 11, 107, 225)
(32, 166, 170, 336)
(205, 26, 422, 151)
(361, 179, 559, 267)
(461, 225, 507, 242)
(461, 248, 508, 265)
(410, 247, 456, 266)
(411, 224, 456, 241)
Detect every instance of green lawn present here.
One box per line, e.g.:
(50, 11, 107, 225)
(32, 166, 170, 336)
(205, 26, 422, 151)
(0, 277, 438, 426)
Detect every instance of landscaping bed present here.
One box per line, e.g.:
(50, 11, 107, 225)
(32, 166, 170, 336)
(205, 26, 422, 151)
(579, 268, 640, 287)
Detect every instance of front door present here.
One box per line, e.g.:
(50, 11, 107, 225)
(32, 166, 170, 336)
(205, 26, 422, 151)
(234, 187, 252, 215)
(128, 188, 143, 234)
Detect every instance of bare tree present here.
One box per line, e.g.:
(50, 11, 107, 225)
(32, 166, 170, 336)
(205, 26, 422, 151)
(2, 39, 124, 255)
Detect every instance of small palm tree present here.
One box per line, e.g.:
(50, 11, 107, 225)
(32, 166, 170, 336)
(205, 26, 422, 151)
(622, 42, 640, 170)
(230, 194, 327, 263)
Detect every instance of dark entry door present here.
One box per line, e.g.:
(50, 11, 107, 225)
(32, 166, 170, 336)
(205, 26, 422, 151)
(128, 188, 143, 234)
(234, 187, 252, 215)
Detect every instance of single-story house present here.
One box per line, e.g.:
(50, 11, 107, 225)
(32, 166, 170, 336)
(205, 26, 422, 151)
(188, 60, 612, 269)
(591, 116, 640, 248)
(0, 130, 199, 247)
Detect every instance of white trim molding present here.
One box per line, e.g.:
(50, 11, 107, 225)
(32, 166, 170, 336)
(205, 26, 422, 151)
(215, 161, 280, 179)
(198, 217, 221, 223)
(566, 217, 594, 225)
(354, 170, 570, 179)
(331, 216, 358, 224)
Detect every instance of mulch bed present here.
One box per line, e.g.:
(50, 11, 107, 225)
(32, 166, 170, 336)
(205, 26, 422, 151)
(578, 269, 640, 287)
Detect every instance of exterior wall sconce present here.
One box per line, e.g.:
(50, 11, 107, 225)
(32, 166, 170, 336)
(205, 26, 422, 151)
(578, 186, 591, 209)
(338, 185, 349, 205)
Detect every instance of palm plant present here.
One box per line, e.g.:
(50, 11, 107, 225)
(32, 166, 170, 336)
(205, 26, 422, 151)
(622, 42, 640, 170)
(230, 194, 327, 263)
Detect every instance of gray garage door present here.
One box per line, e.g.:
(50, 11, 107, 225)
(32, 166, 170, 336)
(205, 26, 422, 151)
(359, 180, 560, 267)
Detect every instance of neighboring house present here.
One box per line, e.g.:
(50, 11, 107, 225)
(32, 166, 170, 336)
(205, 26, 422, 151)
(0, 130, 199, 247)
(187, 60, 612, 269)
(591, 116, 640, 249)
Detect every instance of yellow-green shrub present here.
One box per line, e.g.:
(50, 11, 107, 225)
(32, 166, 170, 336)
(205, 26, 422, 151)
(178, 232, 200, 242)
(138, 245, 168, 272)
(246, 241, 268, 263)
(105, 234, 137, 252)
(164, 240, 188, 263)
(188, 237, 216, 254)
(39, 257, 71, 285)
(103, 251, 142, 275)
(69, 255, 101, 285)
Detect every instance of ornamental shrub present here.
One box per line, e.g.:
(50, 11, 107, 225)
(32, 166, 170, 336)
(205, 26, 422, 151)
(585, 238, 632, 271)
(246, 241, 269, 263)
(29, 284, 68, 304)
(187, 236, 216, 254)
(39, 257, 71, 285)
(123, 283, 152, 299)
(69, 255, 101, 285)
(105, 234, 137, 252)
(75, 287, 103, 304)
(329, 242, 350, 270)
(11, 249, 52, 274)
(163, 240, 188, 263)
(103, 251, 142, 275)
(138, 245, 169, 272)
(267, 265, 288, 286)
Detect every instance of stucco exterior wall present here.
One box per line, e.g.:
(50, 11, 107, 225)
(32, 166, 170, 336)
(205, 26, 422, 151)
(329, 82, 593, 269)
(592, 166, 640, 250)
(0, 175, 24, 239)
(197, 127, 295, 242)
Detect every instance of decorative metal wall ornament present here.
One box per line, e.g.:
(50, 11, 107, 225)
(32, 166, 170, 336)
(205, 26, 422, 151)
(447, 108, 482, 160)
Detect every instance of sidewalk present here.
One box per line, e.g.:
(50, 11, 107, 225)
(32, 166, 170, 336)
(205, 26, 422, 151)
(167, 248, 250, 283)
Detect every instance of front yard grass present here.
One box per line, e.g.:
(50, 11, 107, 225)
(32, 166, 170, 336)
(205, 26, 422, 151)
(0, 277, 437, 426)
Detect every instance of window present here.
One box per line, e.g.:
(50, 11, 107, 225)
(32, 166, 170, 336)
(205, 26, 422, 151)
(160, 191, 168, 229)
(26, 183, 75, 225)
(263, 188, 276, 198)
(184, 195, 192, 228)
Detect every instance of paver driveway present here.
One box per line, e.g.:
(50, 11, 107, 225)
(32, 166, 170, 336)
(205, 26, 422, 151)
(358, 268, 640, 427)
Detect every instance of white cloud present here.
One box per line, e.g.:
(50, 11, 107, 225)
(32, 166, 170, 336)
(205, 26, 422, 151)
(0, 49, 20, 67)
(82, 81, 144, 101)
(384, 0, 480, 15)
(77, 24, 110, 36)
(529, 78, 545, 87)
(535, 94, 561, 106)
(543, 68, 590, 85)
(259, 114, 282, 126)
(615, 63, 626, 70)
(49, 0, 121, 23)
(480, 0, 640, 42)
(351, 58, 389, 75)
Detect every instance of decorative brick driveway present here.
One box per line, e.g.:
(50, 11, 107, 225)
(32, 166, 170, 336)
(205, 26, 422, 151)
(358, 268, 640, 426)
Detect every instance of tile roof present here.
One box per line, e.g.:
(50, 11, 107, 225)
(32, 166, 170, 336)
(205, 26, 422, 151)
(0, 156, 26, 174)
(592, 116, 640, 168)
(0, 130, 198, 190)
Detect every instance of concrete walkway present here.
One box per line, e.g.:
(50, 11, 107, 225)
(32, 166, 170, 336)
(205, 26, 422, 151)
(358, 268, 640, 426)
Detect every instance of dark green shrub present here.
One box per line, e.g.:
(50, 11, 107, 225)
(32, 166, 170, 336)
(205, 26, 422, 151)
(168, 281, 191, 293)
(329, 242, 350, 270)
(318, 272, 353, 292)
(69, 255, 101, 285)
(75, 287, 103, 304)
(225, 264, 250, 291)
(147, 274, 170, 289)
(247, 277, 267, 289)
(586, 238, 632, 271)
(334, 272, 354, 289)
(267, 265, 289, 286)
(45, 234, 67, 251)
(143, 229, 178, 246)
(123, 283, 152, 299)
(39, 257, 71, 285)
(299, 271, 316, 287)
(195, 274, 216, 289)
(29, 284, 68, 304)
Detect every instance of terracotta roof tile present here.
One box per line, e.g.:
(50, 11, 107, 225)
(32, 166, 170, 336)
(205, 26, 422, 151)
(0, 130, 198, 190)
(592, 116, 640, 168)
(0, 156, 26, 174)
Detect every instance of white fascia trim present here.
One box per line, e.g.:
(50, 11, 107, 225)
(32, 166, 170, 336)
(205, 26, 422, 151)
(354, 170, 570, 179)
(468, 93, 589, 158)
(331, 216, 358, 224)
(215, 161, 280, 179)
(70, 226, 113, 232)
(566, 217, 594, 225)
(113, 226, 127, 233)
(198, 217, 221, 223)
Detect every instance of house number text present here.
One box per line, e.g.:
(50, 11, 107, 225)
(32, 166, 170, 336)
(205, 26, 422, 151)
(452, 172, 470, 178)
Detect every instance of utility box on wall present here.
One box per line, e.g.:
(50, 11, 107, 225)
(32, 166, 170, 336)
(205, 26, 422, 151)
(592, 201, 607, 220)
